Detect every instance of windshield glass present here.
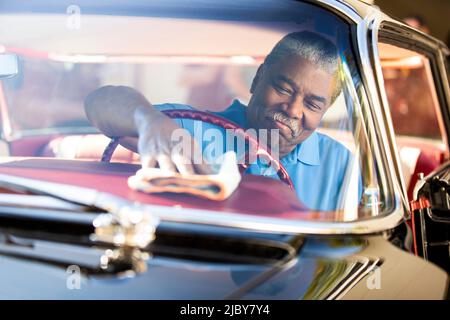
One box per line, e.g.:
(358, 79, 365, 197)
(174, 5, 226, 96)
(0, 0, 394, 222)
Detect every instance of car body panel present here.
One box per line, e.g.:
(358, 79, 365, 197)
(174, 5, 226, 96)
(0, 234, 446, 299)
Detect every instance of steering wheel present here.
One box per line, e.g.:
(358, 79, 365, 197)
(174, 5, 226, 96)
(101, 109, 294, 190)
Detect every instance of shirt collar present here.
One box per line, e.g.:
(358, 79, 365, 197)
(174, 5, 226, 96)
(283, 131, 320, 166)
(214, 99, 248, 128)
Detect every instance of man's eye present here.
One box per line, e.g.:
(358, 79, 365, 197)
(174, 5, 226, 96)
(274, 84, 291, 95)
(306, 101, 321, 111)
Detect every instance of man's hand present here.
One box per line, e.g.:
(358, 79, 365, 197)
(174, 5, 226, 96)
(134, 107, 212, 174)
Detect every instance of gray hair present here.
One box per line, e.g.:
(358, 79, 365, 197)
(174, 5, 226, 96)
(264, 31, 342, 103)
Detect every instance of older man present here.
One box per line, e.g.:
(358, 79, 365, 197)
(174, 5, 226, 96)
(85, 31, 354, 210)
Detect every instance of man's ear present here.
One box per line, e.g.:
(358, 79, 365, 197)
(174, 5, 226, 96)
(250, 64, 265, 94)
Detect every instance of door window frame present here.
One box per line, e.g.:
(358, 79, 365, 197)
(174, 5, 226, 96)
(370, 20, 450, 206)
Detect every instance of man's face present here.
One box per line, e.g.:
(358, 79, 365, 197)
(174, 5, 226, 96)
(247, 55, 336, 157)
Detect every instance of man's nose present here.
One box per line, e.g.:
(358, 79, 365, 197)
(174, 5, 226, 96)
(281, 95, 304, 120)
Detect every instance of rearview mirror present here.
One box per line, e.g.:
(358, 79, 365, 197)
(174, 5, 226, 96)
(0, 54, 19, 79)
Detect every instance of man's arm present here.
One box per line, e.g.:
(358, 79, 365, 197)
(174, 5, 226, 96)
(84, 85, 159, 138)
(84, 85, 210, 174)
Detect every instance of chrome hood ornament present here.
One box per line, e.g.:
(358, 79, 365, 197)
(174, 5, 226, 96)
(90, 204, 160, 274)
(91, 204, 160, 249)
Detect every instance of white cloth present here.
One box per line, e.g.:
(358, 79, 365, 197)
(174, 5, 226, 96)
(128, 151, 241, 201)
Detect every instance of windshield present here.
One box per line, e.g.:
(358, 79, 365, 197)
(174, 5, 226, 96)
(0, 0, 394, 223)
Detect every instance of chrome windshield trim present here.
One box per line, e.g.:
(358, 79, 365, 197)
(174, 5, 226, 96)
(138, 201, 403, 235)
(364, 16, 410, 214)
(355, 7, 407, 213)
(314, 0, 407, 225)
(353, 10, 408, 227)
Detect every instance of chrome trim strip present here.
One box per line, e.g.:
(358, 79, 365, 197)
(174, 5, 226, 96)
(331, 257, 379, 300)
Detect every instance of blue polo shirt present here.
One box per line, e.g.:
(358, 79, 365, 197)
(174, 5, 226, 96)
(155, 100, 360, 211)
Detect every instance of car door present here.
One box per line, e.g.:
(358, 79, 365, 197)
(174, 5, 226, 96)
(372, 20, 450, 271)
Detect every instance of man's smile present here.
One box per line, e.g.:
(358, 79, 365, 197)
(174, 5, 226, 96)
(265, 115, 302, 140)
(274, 118, 293, 138)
